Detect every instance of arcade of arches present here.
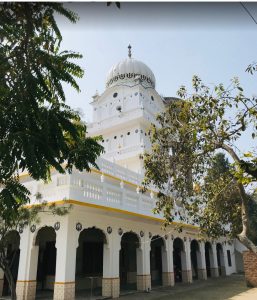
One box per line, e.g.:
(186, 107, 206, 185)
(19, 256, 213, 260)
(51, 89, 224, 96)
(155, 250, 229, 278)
(0, 222, 236, 300)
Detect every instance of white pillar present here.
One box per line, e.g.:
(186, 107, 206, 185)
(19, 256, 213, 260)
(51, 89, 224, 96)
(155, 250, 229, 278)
(136, 235, 151, 291)
(102, 230, 121, 298)
(16, 227, 38, 300)
(221, 245, 228, 276)
(162, 237, 174, 286)
(197, 242, 207, 280)
(53, 217, 79, 300)
(210, 243, 219, 277)
(181, 238, 192, 283)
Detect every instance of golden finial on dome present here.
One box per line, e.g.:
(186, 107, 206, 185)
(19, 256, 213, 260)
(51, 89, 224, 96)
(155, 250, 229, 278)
(128, 44, 132, 58)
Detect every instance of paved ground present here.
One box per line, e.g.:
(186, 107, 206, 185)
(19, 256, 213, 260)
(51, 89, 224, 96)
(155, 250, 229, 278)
(1, 274, 257, 300)
(121, 274, 257, 300)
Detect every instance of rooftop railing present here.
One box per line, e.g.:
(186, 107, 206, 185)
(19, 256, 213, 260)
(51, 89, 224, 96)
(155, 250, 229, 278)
(24, 157, 187, 224)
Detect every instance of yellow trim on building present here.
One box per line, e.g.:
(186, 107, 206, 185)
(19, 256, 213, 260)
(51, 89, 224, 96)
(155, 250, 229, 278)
(27, 199, 198, 230)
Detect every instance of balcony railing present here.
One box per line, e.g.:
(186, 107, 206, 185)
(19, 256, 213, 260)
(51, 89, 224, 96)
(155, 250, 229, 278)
(24, 157, 186, 223)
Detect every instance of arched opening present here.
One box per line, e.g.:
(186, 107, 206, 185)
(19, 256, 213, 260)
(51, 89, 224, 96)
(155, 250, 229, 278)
(173, 238, 184, 283)
(190, 240, 199, 280)
(205, 242, 212, 278)
(120, 232, 139, 291)
(75, 227, 106, 298)
(36, 226, 56, 299)
(2, 231, 20, 297)
(150, 236, 164, 287)
(216, 243, 226, 276)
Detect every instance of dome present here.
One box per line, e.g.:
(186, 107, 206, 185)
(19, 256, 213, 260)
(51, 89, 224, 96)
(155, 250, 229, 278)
(106, 46, 156, 89)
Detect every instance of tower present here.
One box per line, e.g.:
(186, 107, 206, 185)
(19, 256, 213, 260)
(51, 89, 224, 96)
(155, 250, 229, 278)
(88, 46, 165, 173)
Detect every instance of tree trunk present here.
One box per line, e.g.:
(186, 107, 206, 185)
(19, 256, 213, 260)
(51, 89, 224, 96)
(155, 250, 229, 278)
(3, 262, 17, 300)
(222, 143, 257, 253)
(237, 182, 257, 253)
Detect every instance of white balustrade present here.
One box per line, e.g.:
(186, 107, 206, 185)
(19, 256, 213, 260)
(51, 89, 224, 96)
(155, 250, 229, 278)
(124, 192, 138, 209)
(22, 157, 163, 219)
(106, 189, 122, 205)
(95, 157, 144, 186)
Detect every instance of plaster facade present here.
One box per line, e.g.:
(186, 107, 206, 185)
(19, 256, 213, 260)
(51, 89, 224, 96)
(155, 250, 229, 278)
(0, 47, 242, 299)
(10, 208, 237, 300)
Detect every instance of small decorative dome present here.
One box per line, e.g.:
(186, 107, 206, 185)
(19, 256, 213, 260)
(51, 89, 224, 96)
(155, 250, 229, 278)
(106, 45, 156, 89)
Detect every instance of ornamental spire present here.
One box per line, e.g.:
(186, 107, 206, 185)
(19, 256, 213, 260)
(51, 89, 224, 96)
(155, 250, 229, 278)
(128, 44, 132, 58)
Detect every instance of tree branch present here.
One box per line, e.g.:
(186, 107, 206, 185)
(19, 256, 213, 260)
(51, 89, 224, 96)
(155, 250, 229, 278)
(222, 143, 257, 179)
(221, 143, 241, 163)
(221, 144, 257, 252)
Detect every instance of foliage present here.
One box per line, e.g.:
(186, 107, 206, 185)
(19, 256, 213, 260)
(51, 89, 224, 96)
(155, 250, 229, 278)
(0, 3, 103, 184)
(198, 153, 242, 239)
(246, 62, 257, 75)
(0, 3, 103, 298)
(0, 2, 104, 213)
(143, 75, 257, 252)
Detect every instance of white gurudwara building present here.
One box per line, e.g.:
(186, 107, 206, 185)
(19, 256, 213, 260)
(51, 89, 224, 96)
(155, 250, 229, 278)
(1, 46, 245, 300)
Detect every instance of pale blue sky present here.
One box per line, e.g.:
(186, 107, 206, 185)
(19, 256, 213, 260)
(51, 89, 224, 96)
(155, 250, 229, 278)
(56, 2, 257, 153)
